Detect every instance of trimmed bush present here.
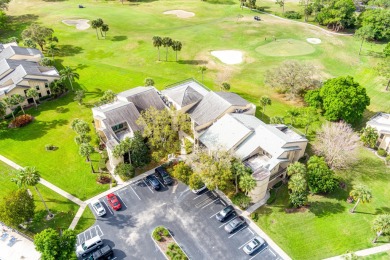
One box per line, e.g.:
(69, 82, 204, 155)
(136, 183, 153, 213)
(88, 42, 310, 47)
(377, 148, 387, 157)
(45, 144, 57, 151)
(9, 114, 33, 128)
(114, 162, 135, 181)
(166, 242, 188, 260)
(231, 192, 251, 209)
(284, 11, 302, 19)
(152, 226, 170, 242)
(38, 94, 52, 101)
(250, 212, 259, 222)
(111, 179, 117, 187)
(184, 139, 193, 154)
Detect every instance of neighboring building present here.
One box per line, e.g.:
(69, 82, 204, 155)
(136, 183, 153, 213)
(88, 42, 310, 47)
(367, 112, 390, 152)
(0, 44, 59, 114)
(92, 86, 167, 169)
(199, 113, 308, 203)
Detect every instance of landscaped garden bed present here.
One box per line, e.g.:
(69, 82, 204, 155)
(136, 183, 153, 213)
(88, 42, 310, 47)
(152, 226, 188, 260)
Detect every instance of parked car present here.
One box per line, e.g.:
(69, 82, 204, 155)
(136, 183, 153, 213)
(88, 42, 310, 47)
(91, 200, 106, 217)
(243, 236, 266, 255)
(106, 193, 121, 211)
(155, 166, 173, 185)
(145, 174, 161, 190)
(216, 205, 235, 222)
(191, 184, 207, 194)
(76, 235, 103, 257)
(224, 216, 246, 234)
(92, 245, 114, 259)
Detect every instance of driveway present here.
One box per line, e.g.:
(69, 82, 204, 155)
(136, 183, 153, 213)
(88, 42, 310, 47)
(77, 177, 281, 260)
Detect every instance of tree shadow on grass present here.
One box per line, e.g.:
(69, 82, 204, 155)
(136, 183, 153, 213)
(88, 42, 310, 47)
(177, 60, 208, 65)
(111, 35, 128, 41)
(204, 0, 236, 5)
(375, 207, 390, 215)
(0, 14, 39, 40)
(309, 201, 345, 217)
(57, 45, 83, 57)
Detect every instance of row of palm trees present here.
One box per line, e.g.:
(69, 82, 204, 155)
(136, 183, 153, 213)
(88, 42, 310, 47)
(91, 18, 109, 39)
(152, 36, 182, 61)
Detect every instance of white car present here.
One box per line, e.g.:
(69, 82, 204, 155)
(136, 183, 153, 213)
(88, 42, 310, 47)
(243, 236, 266, 255)
(91, 199, 106, 217)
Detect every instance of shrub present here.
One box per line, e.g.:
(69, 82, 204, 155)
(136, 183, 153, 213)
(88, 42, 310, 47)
(184, 139, 193, 154)
(96, 174, 111, 184)
(231, 193, 251, 209)
(152, 226, 170, 242)
(45, 144, 57, 151)
(166, 242, 187, 260)
(267, 189, 277, 205)
(9, 114, 33, 128)
(38, 94, 52, 101)
(111, 179, 117, 187)
(172, 162, 193, 185)
(188, 173, 204, 190)
(152, 232, 162, 241)
(377, 148, 387, 157)
(114, 162, 135, 181)
(250, 212, 259, 222)
(284, 11, 302, 19)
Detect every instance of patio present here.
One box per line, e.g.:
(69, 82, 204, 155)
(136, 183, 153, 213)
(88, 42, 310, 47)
(0, 225, 40, 260)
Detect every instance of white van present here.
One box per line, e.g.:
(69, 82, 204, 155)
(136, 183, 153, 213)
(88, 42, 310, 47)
(76, 235, 103, 257)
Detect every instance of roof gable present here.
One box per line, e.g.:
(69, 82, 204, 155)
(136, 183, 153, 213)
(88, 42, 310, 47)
(117, 87, 166, 112)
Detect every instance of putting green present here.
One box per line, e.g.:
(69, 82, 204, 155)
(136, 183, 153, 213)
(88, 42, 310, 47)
(255, 39, 315, 57)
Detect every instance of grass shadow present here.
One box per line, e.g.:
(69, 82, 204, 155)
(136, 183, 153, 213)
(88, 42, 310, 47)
(57, 44, 83, 57)
(111, 35, 128, 41)
(309, 201, 345, 217)
(177, 60, 208, 65)
(204, 0, 236, 4)
(0, 14, 39, 40)
(375, 207, 390, 215)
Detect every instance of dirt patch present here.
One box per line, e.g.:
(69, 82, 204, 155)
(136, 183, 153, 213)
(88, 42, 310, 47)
(62, 19, 90, 30)
(163, 10, 195, 18)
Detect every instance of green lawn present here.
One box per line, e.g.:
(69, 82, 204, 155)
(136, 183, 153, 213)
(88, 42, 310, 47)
(74, 207, 96, 234)
(254, 148, 390, 260)
(362, 251, 390, 260)
(0, 161, 78, 235)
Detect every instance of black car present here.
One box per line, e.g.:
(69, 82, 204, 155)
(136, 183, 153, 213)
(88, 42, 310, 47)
(82, 245, 114, 260)
(216, 205, 235, 222)
(146, 174, 161, 190)
(155, 166, 173, 185)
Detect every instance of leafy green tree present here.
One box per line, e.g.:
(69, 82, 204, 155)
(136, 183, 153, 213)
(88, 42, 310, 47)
(129, 131, 150, 168)
(162, 37, 173, 61)
(46, 42, 59, 60)
(34, 228, 77, 260)
(248, 0, 257, 8)
(113, 137, 132, 161)
(221, 82, 231, 91)
(199, 66, 207, 83)
(289, 191, 308, 208)
(276, 0, 285, 13)
(40, 57, 51, 66)
(307, 156, 338, 193)
(24, 38, 37, 49)
(74, 134, 91, 145)
(231, 161, 252, 194)
(0, 100, 6, 119)
(73, 90, 85, 105)
(288, 171, 308, 207)
(71, 119, 90, 135)
(315, 0, 356, 31)
(172, 162, 193, 184)
(189, 173, 204, 190)
(0, 189, 35, 227)
(3, 96, 17, 119)
(11, 166, 52, 217)
(376, 58, 390, 91)
(100, 89, 116, 104)
(60, 66, 79, 91)
(26, 88, 39, 108)
(114, 162, 135, 181)
(372, 214, 390, 243)
(260, 96, 271, 119)
(359, 9, 390, 41)
(298, 107, 319, 135)
(286, 108, 300, 125)
(307, 76, 370, 124)
(152, 36, 163, 61)
(355, 25, 375, 56)
(239, 173, 256, 195)
(171, 40, 182, 61)
(49, 79, 67, 96)
(22, 24, 54, 51)
(79, 143, 94, 162)
(101, 24, 109, 38)
(12, 94, 26, 115)
(287, 162, 306, 176)
(360, 126, 378, 149)
(349, 184, 372, 213)
(270, 116, 285, 124)
(144, 77, 155, 86)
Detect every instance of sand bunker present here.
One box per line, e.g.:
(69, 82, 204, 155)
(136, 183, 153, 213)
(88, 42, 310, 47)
(211, 50, 243, 65)
(256, 39, 315, 57)
(163, 10, 195, 18)
(62, 19, 90, 30)
(307, 38, 322, 44)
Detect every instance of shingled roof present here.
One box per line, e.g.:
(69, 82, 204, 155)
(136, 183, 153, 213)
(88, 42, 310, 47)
(162, 79, 209, 108)
(117, 87, 166, 112)
(0, 46, 43, 60)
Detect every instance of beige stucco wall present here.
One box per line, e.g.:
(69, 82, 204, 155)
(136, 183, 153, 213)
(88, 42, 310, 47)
(378, 134, 390, 152)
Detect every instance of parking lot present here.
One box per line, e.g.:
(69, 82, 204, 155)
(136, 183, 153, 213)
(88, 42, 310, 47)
(77, 175, 281, 260)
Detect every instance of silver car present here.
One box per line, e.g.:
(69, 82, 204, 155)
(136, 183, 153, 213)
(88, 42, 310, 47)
(224, 216, 245, 233)
(243, 236, 265, 255)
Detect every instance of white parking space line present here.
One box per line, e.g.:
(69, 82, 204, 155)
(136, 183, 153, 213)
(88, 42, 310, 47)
(269, 248, 276, 256)
(209, 210, 221, 218)
(193, 190, 210, 200)
(130, 185, 141, 200)
(201, 198, 220, 209)
(172, 183, 178, 193)
(248, 228, 254, 235)
(96, 225, 104, 237)
(116, 194, 128, 208)
(249, 246, 268, 260)
(220, 200, 227, 206)
(143, 179, 154, 193)
(102, 200, 114, 215)
(83, 232, 86, 242)
(238, 237, 256, 249)
(228, 226, 247, 238)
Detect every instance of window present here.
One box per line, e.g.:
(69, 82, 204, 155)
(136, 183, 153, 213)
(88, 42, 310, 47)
(112, 123, 125, 132)
(36, 85, 40, 90)
(46, 90, 51, 95)
(44, 83, 49, 88)
(379, 134, 384, 139)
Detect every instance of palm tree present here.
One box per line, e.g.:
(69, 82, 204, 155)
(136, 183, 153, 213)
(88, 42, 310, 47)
(11, 167, 52, 217)
(239, 173, 256, 195)
(199, 66, 207, 83)
(162, 37, 173, 61)
(26, 88, 39, 108)
(221, 82, 231, 91)
(46, 42, 59, 60)
(232, 161, 251, 194)
(96, 18, 104, 37)
(372, 214, 390, 243)
(286, 108, 300, 125)
(288, 172, 307, 193)
(349, 184, 372, 213)
(12, 94, 26, 115)
(171, 40, 182, 61)
(79, 143, 95, 172)
(3, 96, 17, 119)
(60, 66, 79, 91)
(152, 36, 163, 61)
(101, 24, 109, 38)
(260, 96, 271, 119)
(0, 100, 6, 119)
(91, 20, 100, 39)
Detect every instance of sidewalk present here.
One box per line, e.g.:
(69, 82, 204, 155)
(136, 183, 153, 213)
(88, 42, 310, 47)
(324, 243, 390, 260)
